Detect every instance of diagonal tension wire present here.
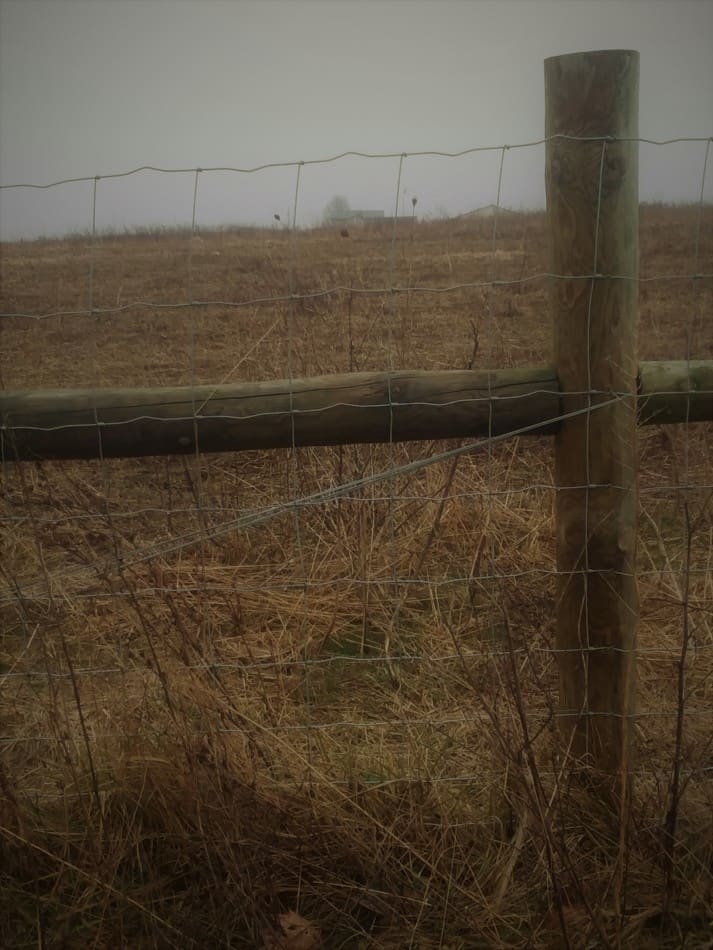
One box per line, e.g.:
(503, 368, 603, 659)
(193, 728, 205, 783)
(4, 395, 625, 608)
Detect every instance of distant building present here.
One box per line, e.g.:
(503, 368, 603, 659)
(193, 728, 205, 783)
(381, 216, 414, 227)
(458, 204, 517, 219)
(326, 209, 385, 226)
(326, 210, 415, 232)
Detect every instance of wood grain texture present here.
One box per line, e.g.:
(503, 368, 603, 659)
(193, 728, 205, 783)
(1, 360, 709, 461)
(545, 49, 640, 782)
(638, 360, 713, 425)
(0, 367, 560, 461)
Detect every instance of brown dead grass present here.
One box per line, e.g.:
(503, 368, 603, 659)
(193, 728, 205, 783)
(0, 205, 712, 947)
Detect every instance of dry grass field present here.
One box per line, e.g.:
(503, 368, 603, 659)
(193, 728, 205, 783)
(1, 205, 712, 948)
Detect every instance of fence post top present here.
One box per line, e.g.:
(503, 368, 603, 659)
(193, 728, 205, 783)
(544, 49, 639, 65)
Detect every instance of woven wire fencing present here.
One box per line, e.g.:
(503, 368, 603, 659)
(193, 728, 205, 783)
(1, 127, 712, 946)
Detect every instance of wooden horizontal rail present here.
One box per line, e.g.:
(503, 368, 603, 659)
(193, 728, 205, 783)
(0, 360, 710, 461)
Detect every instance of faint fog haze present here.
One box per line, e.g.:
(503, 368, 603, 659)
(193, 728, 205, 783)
(1, 0, 711, 240)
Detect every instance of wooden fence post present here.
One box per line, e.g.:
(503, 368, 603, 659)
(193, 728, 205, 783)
(545, 50, 639, 788)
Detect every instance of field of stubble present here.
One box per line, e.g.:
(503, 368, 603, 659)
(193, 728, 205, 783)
(0, 205, 711, 948)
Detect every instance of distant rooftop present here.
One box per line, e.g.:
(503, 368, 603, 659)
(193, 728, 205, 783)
(458, 204, 517, 219)
(327, 209, 385, 223)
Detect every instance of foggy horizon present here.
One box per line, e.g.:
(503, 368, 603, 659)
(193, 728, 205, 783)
(1, 0, 712, 241)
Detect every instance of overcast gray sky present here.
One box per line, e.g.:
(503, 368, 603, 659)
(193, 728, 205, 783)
(1, 0, 711, 239)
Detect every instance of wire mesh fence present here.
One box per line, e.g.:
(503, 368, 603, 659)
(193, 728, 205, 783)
(1, 57, 712, 947)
